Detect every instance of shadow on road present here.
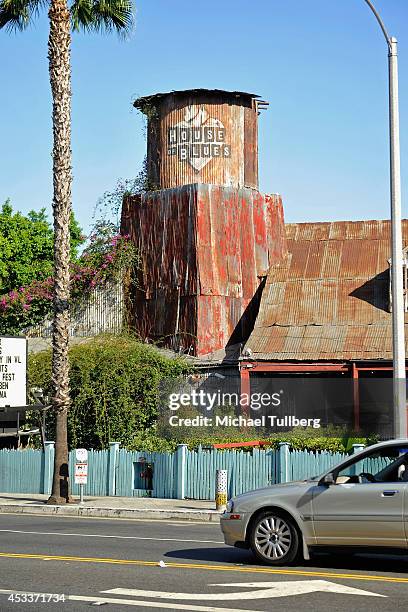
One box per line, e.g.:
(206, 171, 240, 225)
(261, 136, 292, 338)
(165, 546, 408, 574)
(0, 495, 43, 505)
(309, 551, 408, 574)
(165, 546, 254, 564)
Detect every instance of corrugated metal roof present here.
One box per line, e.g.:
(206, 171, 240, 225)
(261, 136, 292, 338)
(246, 220, 408, 361)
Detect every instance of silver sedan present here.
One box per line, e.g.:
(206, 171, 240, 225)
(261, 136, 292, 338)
(220, 439, 408, 565)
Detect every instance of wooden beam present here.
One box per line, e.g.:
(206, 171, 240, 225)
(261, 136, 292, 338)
(352, 362, 360, 431)
(240, 367, 251, 418)
(213, 440, 268, 449)
(240, 362, 349, 372)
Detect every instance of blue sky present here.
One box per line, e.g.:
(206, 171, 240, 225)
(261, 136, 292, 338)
(0, 0, 407, 233)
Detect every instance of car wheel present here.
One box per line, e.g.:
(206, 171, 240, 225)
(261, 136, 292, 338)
(249, 511, 299, 565)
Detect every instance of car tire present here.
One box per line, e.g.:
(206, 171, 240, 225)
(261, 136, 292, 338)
(249, 510, 299, 565)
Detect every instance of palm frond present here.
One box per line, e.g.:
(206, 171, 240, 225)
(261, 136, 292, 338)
(0, 0, 45, 31)
(70, 0, 134, 37)
(70, 0, 93, 32)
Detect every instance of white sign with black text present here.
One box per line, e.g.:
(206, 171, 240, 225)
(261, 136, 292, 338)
(0, 336, 27, 408)
(74, 463, 88, 485)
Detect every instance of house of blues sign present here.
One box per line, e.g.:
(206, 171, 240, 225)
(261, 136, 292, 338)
(167, 105, 231, 172)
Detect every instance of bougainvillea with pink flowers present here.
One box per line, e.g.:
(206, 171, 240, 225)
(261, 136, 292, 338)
(0, 230, 138, 335)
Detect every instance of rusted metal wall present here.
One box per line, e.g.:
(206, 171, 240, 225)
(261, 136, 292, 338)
(135, 90, 260, 191)
(122, 185, 286, 356)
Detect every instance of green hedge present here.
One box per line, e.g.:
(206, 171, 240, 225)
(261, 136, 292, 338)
(160, 428, 378, 453)
(28, 334, 191, 450)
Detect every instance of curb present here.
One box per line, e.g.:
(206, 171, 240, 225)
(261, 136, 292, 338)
(0, 504, 221, 522)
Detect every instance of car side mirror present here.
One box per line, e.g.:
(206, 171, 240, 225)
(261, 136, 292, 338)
(321, 472, 335, 486)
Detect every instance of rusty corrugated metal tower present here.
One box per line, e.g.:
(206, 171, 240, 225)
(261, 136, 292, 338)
(121, 89, 286, 357)
(135, 89, 261, 190)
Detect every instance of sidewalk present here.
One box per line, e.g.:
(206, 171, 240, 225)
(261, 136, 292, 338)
(0, 493, 221, 522)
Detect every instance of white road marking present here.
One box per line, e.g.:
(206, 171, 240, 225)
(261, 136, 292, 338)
(104, 580, 385, 600)
(0, 529, 223, 544)
(0, 590, 258, 612)
(213, 580, 386, 597)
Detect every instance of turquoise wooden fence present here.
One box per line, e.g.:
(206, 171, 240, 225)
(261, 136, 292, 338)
(185, 447, 278, 499)
(115, 449, 176, 498)
(289, 449, 347, 482)
(359, 456, 392, 474)
(0, 442, 391, 500)
(69, 450, 110, 496)
(0, 448, 43, 494)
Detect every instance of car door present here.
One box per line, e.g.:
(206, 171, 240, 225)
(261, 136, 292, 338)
(312, 445, 408, 548)
(404, 477, 408, 544)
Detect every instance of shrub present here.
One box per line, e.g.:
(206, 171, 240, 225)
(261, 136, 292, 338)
(27, 334, 191, 450)
(155, 419, 378, 453)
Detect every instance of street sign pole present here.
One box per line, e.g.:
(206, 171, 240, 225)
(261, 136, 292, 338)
(363, 1, 406, 437)
(388, 37, 407, 438)
(75, 449, 88, 505)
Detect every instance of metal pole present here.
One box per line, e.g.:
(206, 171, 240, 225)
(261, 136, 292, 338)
(79, 483, 84, 505)
(388, 38, 407, 438)
(363, 1, 406, 438)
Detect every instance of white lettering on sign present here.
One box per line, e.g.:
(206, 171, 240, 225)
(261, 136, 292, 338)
(0, 337, 27, 408)
(167, 105, 231, 172)
(74, 463, 88, 485)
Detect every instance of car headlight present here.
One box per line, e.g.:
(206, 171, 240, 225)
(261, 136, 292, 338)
(225, 499, 234, 513)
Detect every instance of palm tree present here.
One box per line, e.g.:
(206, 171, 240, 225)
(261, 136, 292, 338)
(0, 0, 134, 503)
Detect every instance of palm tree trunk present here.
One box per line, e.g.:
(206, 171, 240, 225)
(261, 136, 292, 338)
(47, 0, 72, 504)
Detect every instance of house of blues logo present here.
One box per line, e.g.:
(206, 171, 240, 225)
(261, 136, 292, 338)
(167, 105, 231, 172)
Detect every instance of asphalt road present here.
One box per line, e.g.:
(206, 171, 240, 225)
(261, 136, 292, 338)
(0, 513, 407, 611)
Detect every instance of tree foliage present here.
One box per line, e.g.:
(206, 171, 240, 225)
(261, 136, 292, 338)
(28, 334, 191, 450)
(0, 199, 84, 296)
(0, 0, 134, 36)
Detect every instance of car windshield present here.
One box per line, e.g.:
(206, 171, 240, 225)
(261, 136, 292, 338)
(335, 448, 408, 483)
